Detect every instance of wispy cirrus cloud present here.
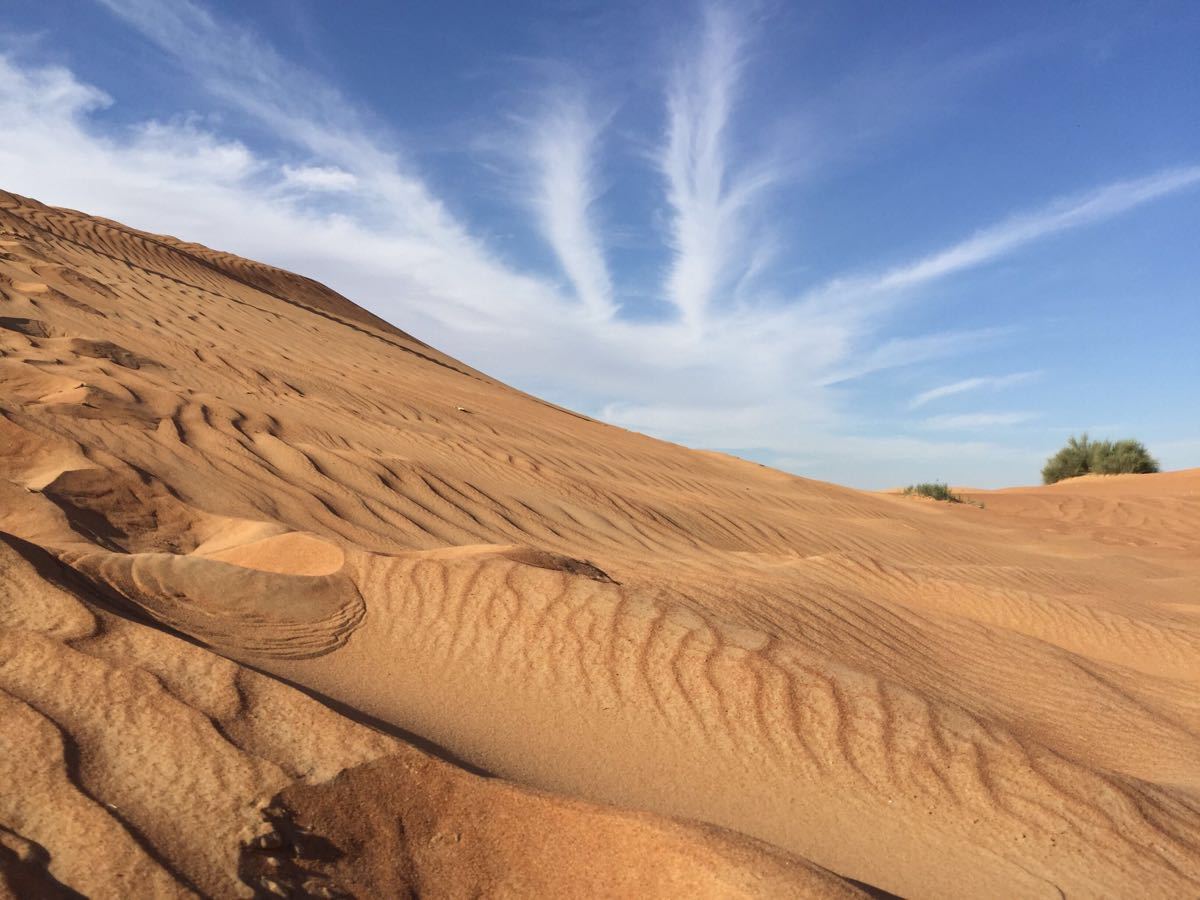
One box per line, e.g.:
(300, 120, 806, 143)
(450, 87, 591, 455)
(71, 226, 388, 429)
(818, 328, 1014, 387)
(797, 166, 1200, 323)
(280, 164, 358, 192)
(3, 0, 1196, 489)
(92, 0, 576, 334)
(873, 168, 1200, 292)
(659, 3, 777, 330)
(909, 371, 1041, 409)
(529, 97, 615, 320)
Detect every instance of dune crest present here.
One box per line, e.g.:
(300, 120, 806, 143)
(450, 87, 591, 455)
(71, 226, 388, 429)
(2, 189, 1199, 897)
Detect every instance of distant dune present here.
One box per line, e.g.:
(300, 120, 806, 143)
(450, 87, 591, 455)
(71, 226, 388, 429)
(1, 189, 1198, 898)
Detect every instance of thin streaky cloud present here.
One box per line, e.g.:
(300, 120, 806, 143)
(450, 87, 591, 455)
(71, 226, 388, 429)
(530, 99, 616, 320)
(93, 0, 590, 334)
(95, 0, 511, 268)
(873, 167, 1200, 292)
(800, 166, 1200, 318)
(660, 3, 774, 331)
(817, 328, 1013, 387)
(909, 371, 1041, 409)
(280, 164, 358, 192)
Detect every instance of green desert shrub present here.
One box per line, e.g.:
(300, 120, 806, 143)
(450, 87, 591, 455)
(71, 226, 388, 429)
(902, 482, 961, 503)
(1041, 434, 1093, 484)
(1090, 439, 1160, 476)
(1041, 433, 1159, 484)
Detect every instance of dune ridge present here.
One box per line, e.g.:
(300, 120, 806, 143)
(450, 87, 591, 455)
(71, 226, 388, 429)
(1, 188, 1199, 897)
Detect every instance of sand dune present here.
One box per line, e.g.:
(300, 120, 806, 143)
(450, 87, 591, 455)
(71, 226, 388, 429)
(1, 189, 1199, 897)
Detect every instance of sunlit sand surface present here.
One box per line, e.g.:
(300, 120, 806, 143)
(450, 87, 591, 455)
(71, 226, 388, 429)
(2, 189, 1198, 897)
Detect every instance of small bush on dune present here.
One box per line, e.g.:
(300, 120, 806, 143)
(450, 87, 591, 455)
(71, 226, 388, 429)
(903, 482, 961, 503)
(1041, 434, 1093, 484)
(1041, 433, 1159, 484)
(1090, 438, 1160, 476)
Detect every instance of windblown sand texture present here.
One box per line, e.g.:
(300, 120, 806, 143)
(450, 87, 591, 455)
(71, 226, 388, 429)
(1, 188, 1198, 898)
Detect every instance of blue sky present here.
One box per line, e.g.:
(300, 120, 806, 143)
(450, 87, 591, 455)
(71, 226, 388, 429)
(2, 0, 1197, 488)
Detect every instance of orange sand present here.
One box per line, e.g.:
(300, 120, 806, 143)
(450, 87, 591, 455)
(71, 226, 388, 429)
(1, 189, 1198, 897)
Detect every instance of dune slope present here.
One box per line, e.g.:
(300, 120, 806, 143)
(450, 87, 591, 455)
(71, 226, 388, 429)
(1, 189, 1198, 898)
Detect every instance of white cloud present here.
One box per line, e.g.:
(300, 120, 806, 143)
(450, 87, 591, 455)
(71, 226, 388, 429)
(909, 371, 1040, 409)
(795, 167, 1200, 327)
(530, 98, 615, 319)
(659, 3, 777, 331)
(818, 328, 1013, 387)
(281, 164, 358, 192)
(3, 0, 1197, 488)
